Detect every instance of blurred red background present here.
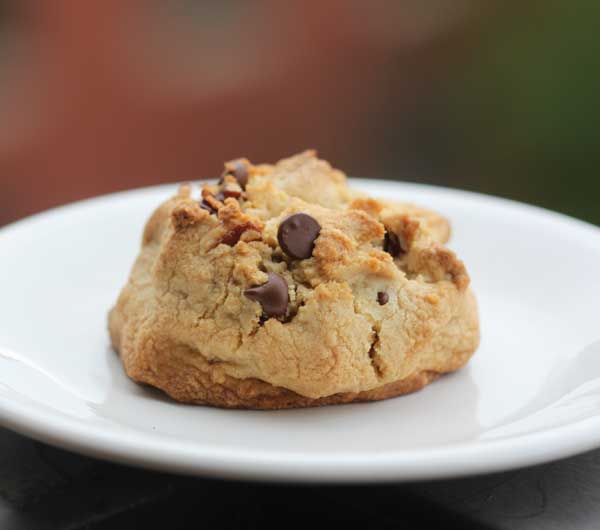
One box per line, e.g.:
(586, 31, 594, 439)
(1, 1, 598, 226)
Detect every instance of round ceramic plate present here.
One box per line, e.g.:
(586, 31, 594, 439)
(0, 180, 599, 483)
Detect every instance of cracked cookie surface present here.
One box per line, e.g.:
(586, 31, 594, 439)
(108, 151, 480, 408)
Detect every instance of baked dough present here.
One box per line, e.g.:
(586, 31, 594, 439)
(109, 151, 479, 409)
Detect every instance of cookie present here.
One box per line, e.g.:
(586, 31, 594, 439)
(108, 151, 480, 409)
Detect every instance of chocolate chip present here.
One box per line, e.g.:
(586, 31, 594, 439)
(200, 191, 225, 214)
(277, 213, 321, 259)
(222, 159, 249, 189)
(383, 231, 406, 257)
(377, 291, 389, 305)
(244, 273, 289, 318)
(199, 201, 215, 214)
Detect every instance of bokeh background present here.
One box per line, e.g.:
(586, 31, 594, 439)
(0, 0, 598, 227)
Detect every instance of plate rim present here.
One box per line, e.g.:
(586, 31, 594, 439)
(1, 179, 600, 483)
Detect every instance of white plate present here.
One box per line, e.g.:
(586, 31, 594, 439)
(1, 180, 599, 483)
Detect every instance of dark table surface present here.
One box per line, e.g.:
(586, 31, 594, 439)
(1, 428, 599, 529)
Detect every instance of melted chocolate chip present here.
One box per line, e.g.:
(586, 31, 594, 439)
(383, 231, 406, 257)
(222, 159, 249, 189)
(244, 273, 289, 318)
(377, 291, 389, 305)
(277, 213, 321, 259)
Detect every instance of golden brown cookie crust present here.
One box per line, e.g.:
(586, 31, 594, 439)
(109, 151, 480, 409)
(116, 336, 444, 409)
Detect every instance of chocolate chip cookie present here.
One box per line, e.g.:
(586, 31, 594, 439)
(108, 151, 480, 409)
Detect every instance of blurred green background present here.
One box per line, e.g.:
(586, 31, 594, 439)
(445, 0, 599, 223)
(0, 1, 598, 226)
